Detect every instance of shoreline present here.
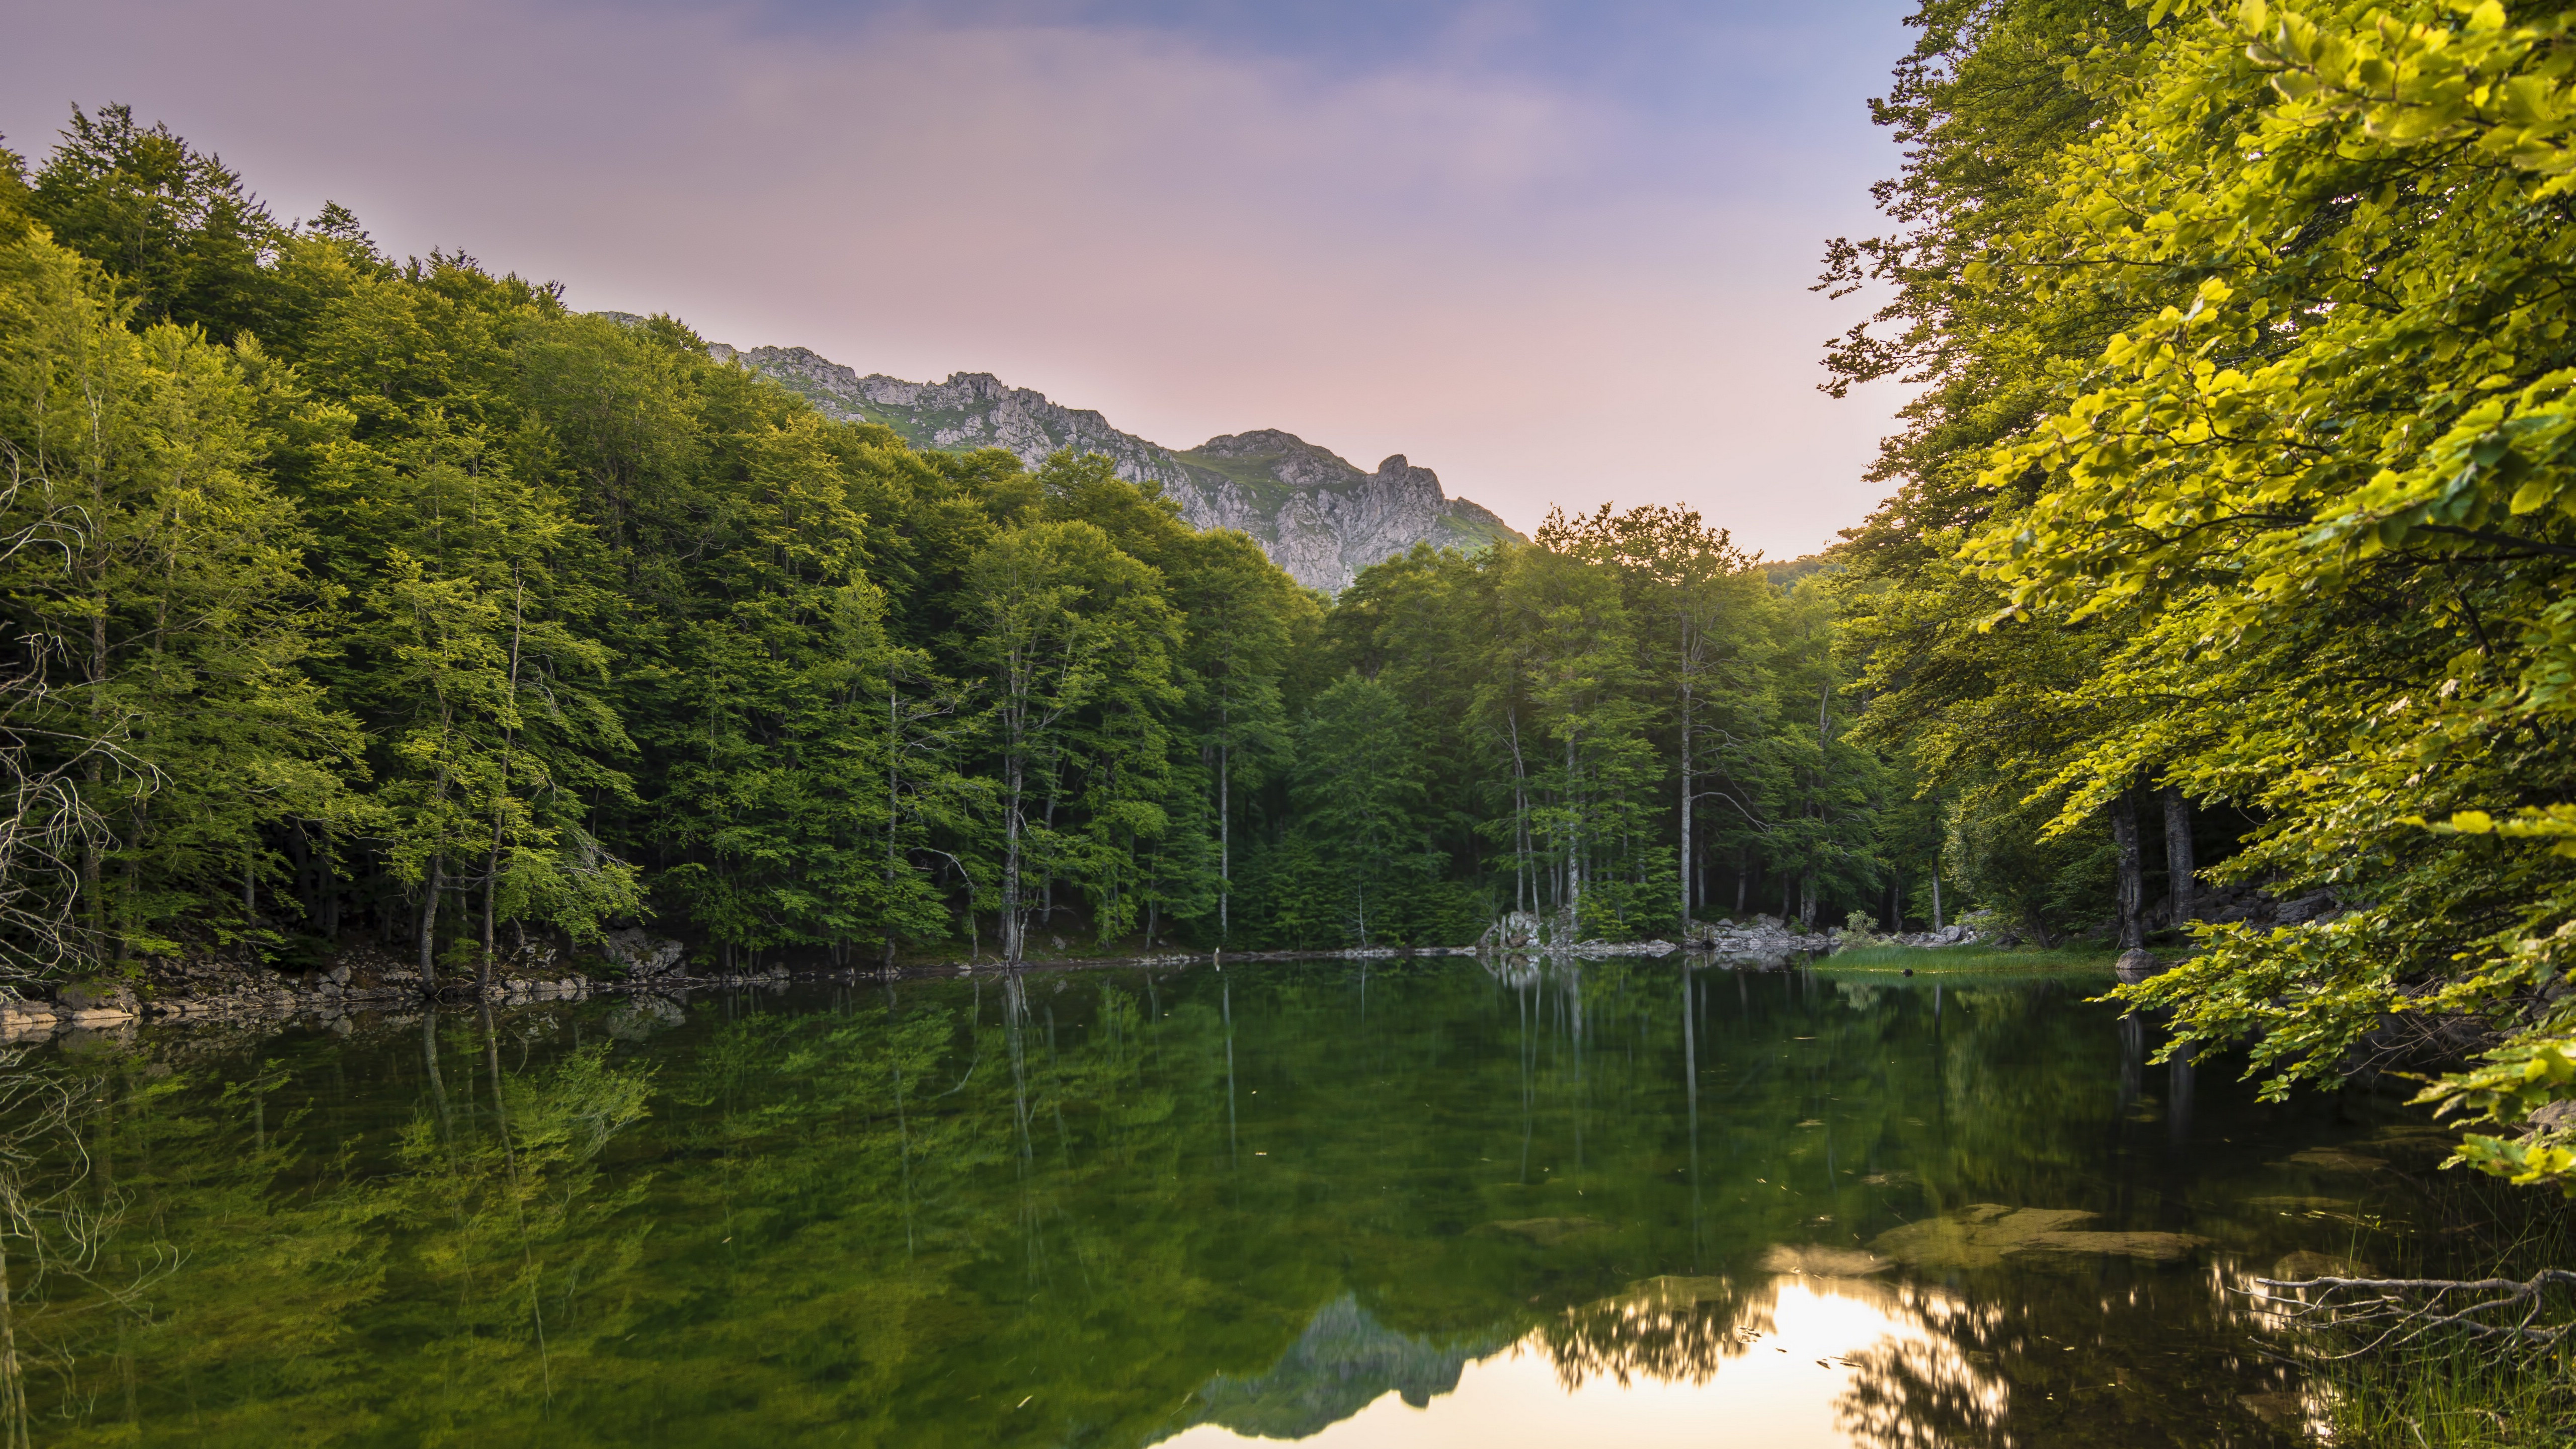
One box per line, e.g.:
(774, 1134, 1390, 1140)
(0, 932, 2017, 1045)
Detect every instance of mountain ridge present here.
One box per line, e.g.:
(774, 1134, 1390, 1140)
(597, 317, 1522, 590)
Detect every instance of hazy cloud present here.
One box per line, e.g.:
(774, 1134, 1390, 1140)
(3, 0, 1915, 555)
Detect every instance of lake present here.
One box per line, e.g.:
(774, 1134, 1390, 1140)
(0, 955, 2470, 1445)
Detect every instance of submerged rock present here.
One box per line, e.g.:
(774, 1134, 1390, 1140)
(2114, 948, 2164, 985)
(2270, 1250, 2376, 1282)
(1871, 1204, 2207, 1270)
(1482, 1216, 1610, 1247)
(2279, 1147, 2388, 1174)
(1759, 1244, 1891, 1278)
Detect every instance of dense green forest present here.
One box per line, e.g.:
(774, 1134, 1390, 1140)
(14, 0, 2576, 1197)
(0, 106, 1966, 999)
(1820, 0, 2576, 1187)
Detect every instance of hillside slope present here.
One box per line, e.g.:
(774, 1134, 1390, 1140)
(622, 324, 1521, 591)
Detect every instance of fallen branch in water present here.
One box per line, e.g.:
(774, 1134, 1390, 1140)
(2245, 1270, 2576, 1359)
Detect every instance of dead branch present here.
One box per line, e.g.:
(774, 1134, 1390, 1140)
(2244, 1270, 2576, 1359)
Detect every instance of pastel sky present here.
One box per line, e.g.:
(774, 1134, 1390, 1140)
(4, 0, 1918, 558)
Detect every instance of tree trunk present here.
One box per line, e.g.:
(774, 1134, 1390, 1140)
(419, 854, 445, 987)
(886, 684, 901, 971)
(2162, 785, 2196, 927)
(2112, 790, 2144, 950)
(1564, 731, 1581, 933)
(1001, 755, 1024, 964)
(1218, 738, 1230, 941)
(1677, 692, 1694, 928)
(1505, 707, 1531, 918)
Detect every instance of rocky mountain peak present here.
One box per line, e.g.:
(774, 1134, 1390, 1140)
(666, 324, 1522, 591)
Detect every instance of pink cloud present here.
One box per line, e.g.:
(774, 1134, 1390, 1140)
(4, 0, 1910, 557)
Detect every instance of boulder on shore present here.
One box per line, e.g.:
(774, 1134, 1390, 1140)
(602, 928, 687, 979)
(2114, 948, 2164, 985)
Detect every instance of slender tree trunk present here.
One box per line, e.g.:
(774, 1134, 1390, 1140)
(319, 835, 340, 941)
(419, 854, 445, 987)
(1931, 860, 1943, 930)
(82, 607, 107, 964)
(2161, 785, 2196, 926)
(1564, 730, 1581, 935)
(1218, 738, 1230, 942)
(1678, 686, 1694, 928)
(1001, 754, 1024, 964)
(886, 683, 901, 971)
(2112, 789, 2144, 950)
(1505, 706, 1531, 918)
(479, 567, 527, 996)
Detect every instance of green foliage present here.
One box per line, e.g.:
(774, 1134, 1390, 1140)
(1829, 0, 2576, 1186)
(0, 101, 1948, 980)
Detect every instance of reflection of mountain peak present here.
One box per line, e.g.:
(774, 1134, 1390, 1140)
(1166, 1295, 1504, 1441)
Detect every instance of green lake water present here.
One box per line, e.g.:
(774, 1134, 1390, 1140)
(0, 956, 2478, 1445)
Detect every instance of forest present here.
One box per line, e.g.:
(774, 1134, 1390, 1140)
(0, 106, 1993, 991)
(7, 0, 2576, 1196)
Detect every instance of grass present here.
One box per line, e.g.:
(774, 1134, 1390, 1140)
(1819, 940, 2120, 973)
(2298, 1154, 2576, 1445)
(2325, 1343, 2574, 1447)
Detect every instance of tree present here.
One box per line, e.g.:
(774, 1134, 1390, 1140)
(1292, 673, 1433, 946)
(962, 518, 1177, 962)
(25, 103, 280, 341)
(0, 219, 356, 974)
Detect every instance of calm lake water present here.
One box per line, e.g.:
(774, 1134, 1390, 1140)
(0, 956, 2476, 1445)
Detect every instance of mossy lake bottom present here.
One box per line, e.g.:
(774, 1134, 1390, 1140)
(0, 955, 2505, 1445)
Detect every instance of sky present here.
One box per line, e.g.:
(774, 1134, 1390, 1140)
(3, 0, 1920, 558)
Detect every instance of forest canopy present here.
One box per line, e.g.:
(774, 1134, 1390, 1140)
(0, 104, 1958, 1002)
(23, 1, 2576, 1195)
(1822, 0, 2576, 1188)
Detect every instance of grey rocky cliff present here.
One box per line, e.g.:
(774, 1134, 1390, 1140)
(656, 327, 1520, 592)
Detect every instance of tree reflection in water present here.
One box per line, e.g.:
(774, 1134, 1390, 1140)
(0, 956, 2489, 1446)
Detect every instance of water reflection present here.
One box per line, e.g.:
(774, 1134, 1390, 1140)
(1165, 1274, 1995, 1449)
(0, 957, 2472, 1445)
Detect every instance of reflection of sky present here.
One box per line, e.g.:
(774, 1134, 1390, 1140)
(3, 0, 1916, 556)
(1165, 1276, 1994, 1447)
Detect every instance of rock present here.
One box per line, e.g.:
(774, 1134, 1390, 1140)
(2270, 1250, 2375, 1282)
(1682, 915, 1836, 961)
(2280, 1147, 2387, 1174)
(2115, 948, 2164, 985)
(704, 340, 1523, 593)
(1481, 1216, 1609, 1247)
(56, 980, 137, 1014)
(1871, 1204, 2208, 1270)
(602, 928, 686, 979)
(1480, 911, 1546, 950)
(1760, 1244, 1892, 1278)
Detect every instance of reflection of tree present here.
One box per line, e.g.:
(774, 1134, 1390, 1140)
(1830, 1271, 2303, 1449)
(1834, 1292, 2013, 1449)
(1539, 1273, 1768, 1388)
(375, 1009, 656, 1403)
(0, 1050, 166, 1448)
(0, 961, 2417, 1443)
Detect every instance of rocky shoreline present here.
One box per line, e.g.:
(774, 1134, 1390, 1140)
(0, 917, 1993, 1046)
